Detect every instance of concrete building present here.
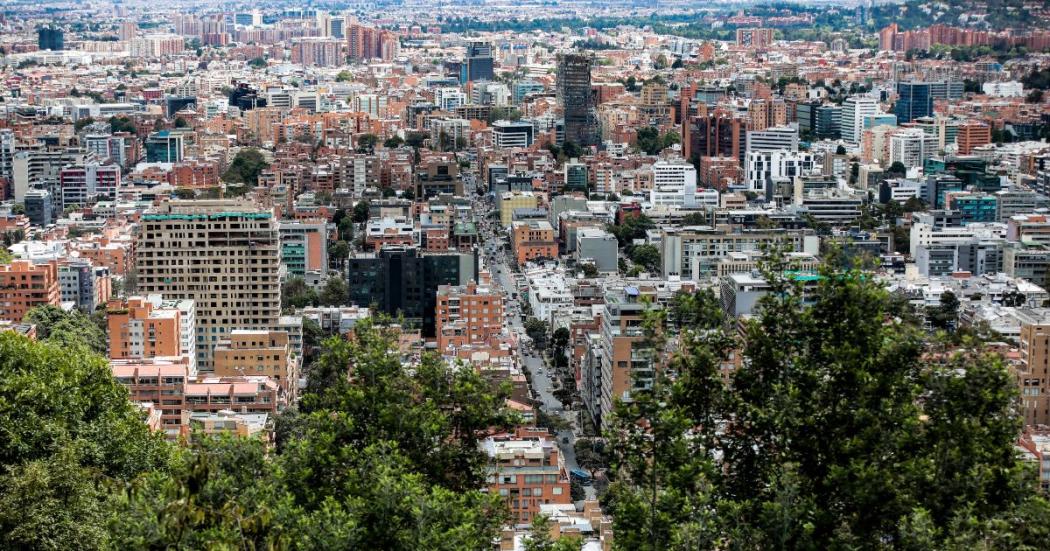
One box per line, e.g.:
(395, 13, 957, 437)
(1019, 318, 1050, 426)
(841, 96, 880, 145)
(278, 220, 329, 276)
(557, 53, 597, 147)
(0, 260, 60, 322)
(58, 260, 111, 311)
(136, 201, 280, 371)
(500, 191, 539, 227)
(649, 159, 699, 209)
(575, 228, 619, 273)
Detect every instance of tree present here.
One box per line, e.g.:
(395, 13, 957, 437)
(247, 57, 266, 68)
(281, 276, 318, 311)
(336, 70, 352, 82)
(523, 514, 582, 551)
(318, 276, 348, 307)
(552, 327, 570, 350)
(222, 148, 268, 187)
(383, 135, 404, 148)
(73, 117, 95, 132)
(561, 140, 583, 160)
(580, 263, 600, 278)
(24, 305, 107, 355)
(606, 214, 655, 247)
(0, 332, 173, 549)
(524, 318, 548, 348)
(352, 200, 370, 223)
(173, 117, 189, 128)
(606, 255, 1046, 548)
(927, 290, 960, 332)
(628, 244, 661, 272)
(329, 240, 350, 270)
(356, 133, 378, 153)
(888, 161, 907, 176)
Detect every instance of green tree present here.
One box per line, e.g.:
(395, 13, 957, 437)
(524, 318, 548, 348)
(383, 135, 404, 148)
(329, 240, 350, 270)
(318, 276, 348, 307)
(222, 148, 268, 187)
(927, 290, 960, 332)
(523, 514, 582, 551)
(24, 305, 107, 354)
(0, 332, 173, 549)
(247, 57, 266, 68)
(606, 255, 1045, 548)
(281, 276, 318, 311)
(352, 200, 370, 223)
(355, 133, 378, 153)
(888, 160, 907, 176)
(628, 244, 661, 272)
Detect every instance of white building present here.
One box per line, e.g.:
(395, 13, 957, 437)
(841, 96, 880, 144)
(649, 159, 699, 208)
(889, 128, 939, 169)
(745, 150, 819, 192)
(982, 81, 1024, 98)
(746, 125, 799, 154)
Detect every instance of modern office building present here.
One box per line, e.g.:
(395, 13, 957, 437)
(136, 200, 281, 371)
(278, 220, 329, 276)
(557, 53, 597, 147)
(492, 120, 535, 149)
(465, 41, 494, 83)
(841, 96, 880, 144)
(894, 81, 933, 124)
(144, 130, 186, 163)
(649, 159, 700, 209)
(346, 247, 478, 337)
(57, 161, 121, 209)
(37, 26, 64, 51)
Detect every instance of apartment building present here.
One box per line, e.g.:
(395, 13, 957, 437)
(111, 357, 191, 439)
(0, 260, 60, 322)
(435, 282, 505, 352)
(593, 286, 663, 431)
(500, 191, 540, 227)
(660, 226, 809, 280)
(213, 330, 299, 402)
(483, 428, 573, 525)
(511, 220, 558, 266)
(57, 161, 121, 209)
(136, 200, 280, 371)
(1019, 318, 1050, 426)
(107, 295, 197, 375)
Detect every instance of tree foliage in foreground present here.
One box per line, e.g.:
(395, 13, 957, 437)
(0, 320, 517, 549)
(607, 254, 1049, 550)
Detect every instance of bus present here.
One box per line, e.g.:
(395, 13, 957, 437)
(570, 468, 592, 486)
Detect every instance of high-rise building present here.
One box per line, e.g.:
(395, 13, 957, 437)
(290, 37, 344, 67)
(37, 26, 64, 51)
(557, 53, 597, 147)
(346, 247, 478, 337)
(136, 201, 281, 371)
(145, 130, 186, 163)
(894, 81, 934, 124)
(957, 121, 991, 155)
(889, 128, 939, 169)
(650, 159, 700, 209)
(1019, 319, 1050, 426)
(107, 295, 197, 374)
(465, 41, 494, 83)
(841, 96, 880, 144)
(57, 161, 121, 209)
(736, 28, 774, 49)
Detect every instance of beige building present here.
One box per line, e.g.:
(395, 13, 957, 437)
(499, 191, 538, 227)
(214, 330, 299, 402)
(136, 200, 281, 371)
(1019, 320, 1050, 426)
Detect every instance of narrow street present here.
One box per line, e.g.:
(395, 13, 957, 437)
(473, 193, 595, 500)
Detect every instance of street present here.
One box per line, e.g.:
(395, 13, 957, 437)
(473, 193, 595, 500)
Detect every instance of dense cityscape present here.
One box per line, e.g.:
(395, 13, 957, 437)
(2, 0, 1050, 548)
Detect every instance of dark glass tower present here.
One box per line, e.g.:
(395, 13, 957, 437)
(465, 42, 494, 83)
(557, 53, 597, 147)
(894, 81, 933, 124)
